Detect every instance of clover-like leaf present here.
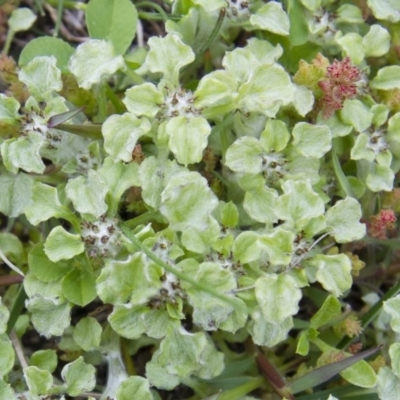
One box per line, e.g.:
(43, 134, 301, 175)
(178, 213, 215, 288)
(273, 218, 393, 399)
(370, 66, 400, 90)
(0, 379, 16, 399)
(26, 296, 71, 338)
(225, 136, 264, 174)
(116, 376, 153, 400)
(309, 254, 352, 297)
(65, 170, 108, 218)
(30, 350, 58, 373)
(166, 116, 211, 166)
(1, 133, 45, 174)
(250, 2, 290, 35)
(238, 64, 294, 117)
(19, 56, 62, 101)
(146, 33, 195, 85)
(363, 25, 391, 58)
(336, 33, 364, 65)
(123, 83, 164, 117)
(160, 171, 218, 231)
(69, 39, 125, 89)
(0, 298, 9, 335)
(86, 0, 138, 55)
(275, 180, 325, 231)
(98, 157, 140, 214)
(258, 228, 295, 266)
(0, 339, 14, 377)
(62, 268, 97, 307)
(340, 99, 372, 132)
(24, 366, 53, 396)
(102, 113, 151, 162)
(383, 294, 400, 333)
(25, 182, 73, 226)
(44, 226, 84, 262)
(244, 186, 279, 224)
(255, 273, 302, 323)
(367, 0, 400, 23)
(73, 317, 102, 351)
(0, 94, 20, 124)
(61, 356, 96, 397)
(377, 367, 400, 400)
(292, 122, 332, 158)
(8, 7, 36, 32)
(0, 173, 33, 218)
(325, 197, 366, 243)
(249, 307, 293, 347)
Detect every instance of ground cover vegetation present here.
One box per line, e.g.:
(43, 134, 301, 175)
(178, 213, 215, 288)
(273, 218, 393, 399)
(1, 0, 400, 399)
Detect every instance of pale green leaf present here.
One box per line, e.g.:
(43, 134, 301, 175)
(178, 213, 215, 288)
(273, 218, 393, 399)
(19, 37, 74, 72)
(260, 119, 290, 153)
(222, 39, 283, 84)
(8, 7, 36, 32)
(0, 298, 9, 335)
(275, 180, 325, 231)
(1, 133, 45, 174)
(384, 294, 400, 333)
(102, 113, 151, 162)
(116, 376, 153, 400)
(69, 39, 125, 89)
(139, 156, 186, 209)
(61, 356, 96, 396)
(0, 94, 20, 123)
(233, 231, 262, 264)
(62, 268, 97, 307)
(292, 84, 314, 117)
(160, 171, 218, 231)
(377, 367, 400, 400)
(225, 136, 264, 174)
(0, 173, 33, 217)
(44, 226, 84, 262)
(25, 182, 72, 225)
(0, 339, 14, 377)
(28, 242, 73, 282)
(370, 66, 400, 90)
(30, 350, 58, 373)
(336, 4, 364, 24)
(366, 163, 394, 192)
(146, 33, 195, 85)
(109, 305, 147, 339)
(310, 254, 352, 297)
(86, 0, 138, 55)
(249, 307, 293, 347)
(194, 70, 238, 118)
(98, 157, 140, 213)
(73, 317, 102, 351)
(337, 35, 364, 62)
(310, 295, 341, 329)
(367, 0, 400, 22)
(363, 25, 391, 57)
(166, 116, 211, 165)
(192, 0, 225, 12)
(325, 197, 366, 242)
(19, 56, 62, 101)
(218, 201, 239, 228)
(26, 297, 71, 338)
(292, 122, 332, 158)
(244, 186, 278, 224)
(123, 83, 164, 117)
(250, 2, 290, 35)
(65, 170, 108, 218)
(340, 99, 372, 132)
(146, 353, 180, 390)
(158, 324, 223, 378)
(238, 64, 294, 117)
(0, 379, 16, 399)
(255, 273, 301, 322)
(24, 366, 53, 395)
(390, 343, 400, 379)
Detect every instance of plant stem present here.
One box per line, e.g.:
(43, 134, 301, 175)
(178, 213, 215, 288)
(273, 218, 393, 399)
(120, 224, 246, 312)
(135, 1, 169, 22)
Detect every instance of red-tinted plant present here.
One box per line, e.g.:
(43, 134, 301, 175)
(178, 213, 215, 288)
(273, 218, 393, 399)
(318, 57, 361, 119)
(367, 209, 397, 239)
